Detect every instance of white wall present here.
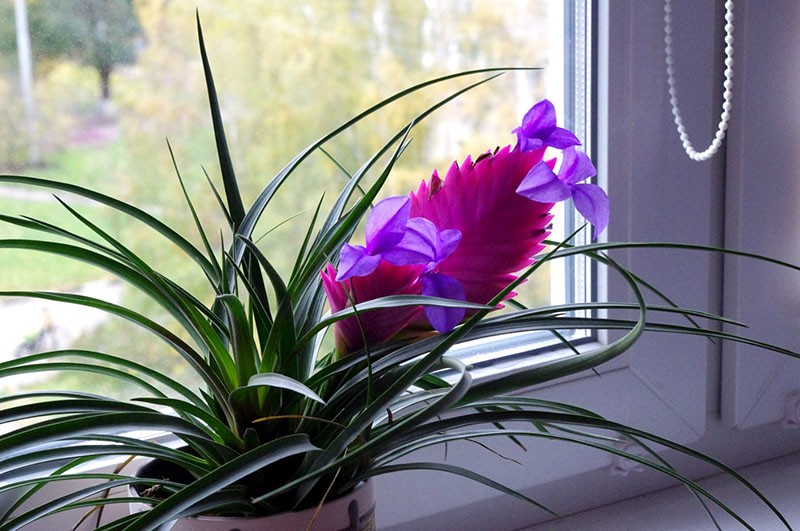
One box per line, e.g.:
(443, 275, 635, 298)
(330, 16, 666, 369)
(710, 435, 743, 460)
(720, 0, 800, 430)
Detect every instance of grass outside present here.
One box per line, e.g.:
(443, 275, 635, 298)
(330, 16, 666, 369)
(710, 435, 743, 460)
(0, 139, 213, 398)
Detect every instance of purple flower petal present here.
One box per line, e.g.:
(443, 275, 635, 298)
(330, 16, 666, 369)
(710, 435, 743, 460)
(383, 217, 462, 271)
(559, 147, 596, 185)
(546, 126, 582, 150)
(513, 129, 544, 153)
(516, 147, 607, 237)
(438, 229, 461, 261)
(514, 99, 580, 152)
(516, 161, 573, 203)
(338, 196, 416, 280)
(422, 273, 466, 333)
(572, 183, 610, 237)
(382, 217, 438, 266)
(521, 99, 557, 136)
(335, 244, 382, 281)
(365, 196, 411, 254)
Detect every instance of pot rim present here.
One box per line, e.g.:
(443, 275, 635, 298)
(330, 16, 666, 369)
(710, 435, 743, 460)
(127, 457, 376, 528)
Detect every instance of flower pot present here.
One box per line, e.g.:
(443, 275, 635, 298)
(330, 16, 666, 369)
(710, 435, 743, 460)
(128, 458, 376, 531)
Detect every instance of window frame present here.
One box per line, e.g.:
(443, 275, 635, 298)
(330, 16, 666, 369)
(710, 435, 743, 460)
(375, 1, 721, 527)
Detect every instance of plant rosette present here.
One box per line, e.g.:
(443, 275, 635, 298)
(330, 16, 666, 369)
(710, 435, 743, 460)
(1, 14, 799, 531)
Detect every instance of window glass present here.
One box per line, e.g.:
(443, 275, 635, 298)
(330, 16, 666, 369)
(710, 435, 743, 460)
(0, 0, 588, 397)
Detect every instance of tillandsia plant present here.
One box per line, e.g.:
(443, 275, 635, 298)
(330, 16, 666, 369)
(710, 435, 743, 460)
(1, 17, 800, 531)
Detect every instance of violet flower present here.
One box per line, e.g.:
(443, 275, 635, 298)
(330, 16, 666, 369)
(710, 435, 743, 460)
(335, 196, 413, 281)
(513, 99, 581, 152)
(516, 146, 609, 236)
(335, 195, 466, 334)
(336, 196, 461, 281)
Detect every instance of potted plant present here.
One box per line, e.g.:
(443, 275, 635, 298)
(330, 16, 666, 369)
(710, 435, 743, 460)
(0, 16, 798, 531)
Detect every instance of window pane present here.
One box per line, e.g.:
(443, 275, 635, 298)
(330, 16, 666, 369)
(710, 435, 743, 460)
(0, 0, 587, 397)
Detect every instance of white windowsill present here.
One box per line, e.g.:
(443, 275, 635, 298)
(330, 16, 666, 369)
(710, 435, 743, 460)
(523, 451, 800, 530)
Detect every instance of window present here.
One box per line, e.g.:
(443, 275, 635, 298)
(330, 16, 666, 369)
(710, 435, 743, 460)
(2, 2, 790, 529)
(0, 0, 592, 398)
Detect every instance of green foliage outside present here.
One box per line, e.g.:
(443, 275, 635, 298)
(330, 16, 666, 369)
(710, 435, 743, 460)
(0, 0, 142, 99)
(0, 0, 553, 398)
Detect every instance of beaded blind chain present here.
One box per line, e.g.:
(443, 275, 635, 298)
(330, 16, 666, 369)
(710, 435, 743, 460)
(664, 0, 735, 162)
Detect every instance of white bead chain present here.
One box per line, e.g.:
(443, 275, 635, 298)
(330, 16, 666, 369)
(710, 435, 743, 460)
(664, 0, 735, 162)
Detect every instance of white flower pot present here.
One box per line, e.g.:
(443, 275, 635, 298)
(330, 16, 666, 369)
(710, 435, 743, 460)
(128, 458, 376, 531)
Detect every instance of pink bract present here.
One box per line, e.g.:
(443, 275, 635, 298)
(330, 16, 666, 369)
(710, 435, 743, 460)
(322, 262, 423, 354)
(409, 145, 555, 306)
(323, 145, 556, 355)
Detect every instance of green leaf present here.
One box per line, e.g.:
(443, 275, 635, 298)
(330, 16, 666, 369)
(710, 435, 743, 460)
(295, 294, 489, 351)
(197, 15, 271, 327)
(0, 349, 205, 409)
(196, 12, 243, 229)
(0, 478, 169, 531)
(0, 399, 156, 427)
(133, 397, 242, 449)
(0, 289, 236, 424)
(236, 237, 287, 309)
(216, 294, 259, 387)
(0, 412, 234, 471)
(0, 174, 215, 278)
(201, 166, 232, 227)
(167, 139, 222, 280)
(0, 236, 238, 393)
(0, 212, 126, 262)
(238, 373, 326, 405)
(0, 361, 165, 401)
(0, 443, 204, 481)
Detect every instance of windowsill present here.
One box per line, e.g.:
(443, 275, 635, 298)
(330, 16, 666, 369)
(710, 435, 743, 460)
(522, 451, 800, 530)
(451, 335, 601, 384)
